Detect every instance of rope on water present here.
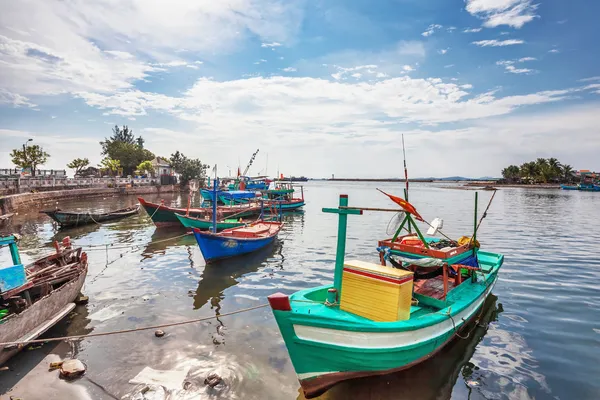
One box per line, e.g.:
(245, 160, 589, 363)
(0, 303, 269, 347)
(79, 232, 192, 251)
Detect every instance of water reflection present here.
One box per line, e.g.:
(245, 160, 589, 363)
(307, 295, 501, 400)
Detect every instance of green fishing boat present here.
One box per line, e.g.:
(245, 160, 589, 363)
(268, 192, 503, 398)
(175, 214, 246, 231)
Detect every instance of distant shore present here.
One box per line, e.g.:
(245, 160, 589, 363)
(325, 178, 434, 183)
(464, 182, 561, 189)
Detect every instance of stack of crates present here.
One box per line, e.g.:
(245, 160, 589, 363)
(340, 260, 414, 322)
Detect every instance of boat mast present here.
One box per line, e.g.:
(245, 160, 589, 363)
(211, 178, 218, 233)
(402, 134, 411, 233)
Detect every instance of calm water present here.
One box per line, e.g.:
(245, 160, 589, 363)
(1, 182, 599, 400)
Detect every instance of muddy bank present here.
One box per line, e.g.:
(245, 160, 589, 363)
(0, 185, 179, 214)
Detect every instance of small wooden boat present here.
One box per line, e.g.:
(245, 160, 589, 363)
(268, 193, 503, 398)
(192, 221, 283, 262)
(0, 235, 88, 365)
(175, 213, 247, 231)
(137, 197, 261, 228)
(41, 205, 139, 228)
(221, 184, 305, 211)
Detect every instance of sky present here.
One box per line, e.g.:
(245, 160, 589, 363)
(0, 0, 599, 179)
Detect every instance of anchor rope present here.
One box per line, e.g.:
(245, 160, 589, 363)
(0, 303, 269, 347)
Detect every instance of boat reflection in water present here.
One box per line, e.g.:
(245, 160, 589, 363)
(304, 294, 502, 400)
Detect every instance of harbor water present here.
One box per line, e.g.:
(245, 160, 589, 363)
(1, 182, 599, 399)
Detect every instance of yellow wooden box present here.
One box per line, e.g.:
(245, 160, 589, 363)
(340, 260, 414, 322)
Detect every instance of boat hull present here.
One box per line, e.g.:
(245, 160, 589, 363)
(560, 185, 579, 190)
(41, 206, 139, 228)
(138, 197, 259, 227)
(192, 230, 277, 262)
(270, 251, 502, 398)
(0, 265, 87, 365)
(175, 214, 245, 231)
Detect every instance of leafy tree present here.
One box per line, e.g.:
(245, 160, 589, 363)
(561, 164, 574, 182)
(520, 162, 538, 181)
(67, 158, 90, 176)
(99, 125, 154, 176)
(10, 144, 50, 176)
(135, 160, 154, 176)
(99, 158, 121, 176)
(501, 165, 520, 182)
(169, 151, 209, 186)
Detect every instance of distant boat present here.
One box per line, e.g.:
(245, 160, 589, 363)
(137, 197, 261, 228)
(278, 176, 308, 182)
(219, 183, 305, 211)
(200, 189, 260, 204)
(40, 205, 140, 228)
(0, 236, 88, 365)
(560, 184, 579, 190)
(192, 221, 283, 262)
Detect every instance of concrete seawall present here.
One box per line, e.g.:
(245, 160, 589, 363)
(0, 185, 179, 214)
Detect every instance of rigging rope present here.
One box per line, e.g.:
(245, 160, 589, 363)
(0, 303, 269, 347)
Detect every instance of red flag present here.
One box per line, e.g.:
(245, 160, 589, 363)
(378, 189, 424, 221)
(237, 167, 241, 177)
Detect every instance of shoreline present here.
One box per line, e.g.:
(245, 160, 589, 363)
(0, 185, 179, 214)
(463, 182, 561, 189)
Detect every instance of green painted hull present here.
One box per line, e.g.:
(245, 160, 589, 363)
(271, 250, 503, 398)
(175, 214, 245, 231)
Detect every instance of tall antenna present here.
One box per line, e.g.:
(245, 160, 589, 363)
(402, 134, 409, 201)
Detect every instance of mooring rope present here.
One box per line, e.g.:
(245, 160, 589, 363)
(0, 303, 269, 347)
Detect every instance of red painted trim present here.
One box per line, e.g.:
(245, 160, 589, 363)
(343, 268, 413, 285)
(340, 194, 348, 198)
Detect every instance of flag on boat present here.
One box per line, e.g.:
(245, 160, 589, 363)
(377, 189, 424, 221)
(237, 167, 241, 177)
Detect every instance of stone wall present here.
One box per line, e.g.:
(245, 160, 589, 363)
(0, 185, 178, 214)
(0, 176, 166, 195)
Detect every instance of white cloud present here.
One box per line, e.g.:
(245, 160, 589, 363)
(579, 76, 600, 82)
(261, 42, 282, 48)
(0, 0, 304, 100)
(375, 72, 388, 78)
(444, 64, 454, 68)
(548, 49, 560, 54)
(282, 67, 297, 72)
(438, 48, 450, 55)
(496, 57, 537, 74)
(422, 24, 443, 37)
(465, 0, 539, 28)
(350, 73, 362, 78)
(0, 89, 36, 108)
(397, 41, 426, 57)
(402, 65, 415, 72)
(254, 59, 268, 64)
(472, 39, 524, 47)
(463, 27, 482, 33)
(447, 26, 457, 32)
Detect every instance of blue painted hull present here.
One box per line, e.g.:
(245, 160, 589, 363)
(560, 185, 579, 190)
(193, 230, 277, 262)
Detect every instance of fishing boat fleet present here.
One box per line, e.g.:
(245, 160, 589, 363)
(1, 148, 505, 397)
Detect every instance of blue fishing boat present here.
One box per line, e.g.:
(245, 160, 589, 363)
(560, 184, 579, 190)
(193, 179, 283, 262)
(200, 188, 259, 203)
(192, 221, 283, 262)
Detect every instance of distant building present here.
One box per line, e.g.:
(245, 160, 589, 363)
(151, 157, 173, 178)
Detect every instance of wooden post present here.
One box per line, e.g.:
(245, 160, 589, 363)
(322, 195, 362, 299)
(442, 264, 448, 300)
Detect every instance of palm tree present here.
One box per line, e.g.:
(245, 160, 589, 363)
(520, 162, 538, 183)
(502, 165, 520, 182)
(547, 158, 561, 182)
(561, 164, 574, 182)
(99, 157, 121, 176)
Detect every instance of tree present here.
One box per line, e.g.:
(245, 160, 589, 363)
(99, 158, 121, 176)
(67, 158, 90, 176)
(100, 125, 154, 176)
(135, 160, 154, 176)
(10, 144, 50, 176)
(501, 165, 521, 183)
(169, 151, 209, 186)
(561, 164, 574, 182)
(520, 162, 538, 182)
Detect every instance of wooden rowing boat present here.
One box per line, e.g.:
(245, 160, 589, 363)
(40, 205, 139, 228)
(268, 194, 503, 398)
(0, 236, 88, 365)
(175, 213, 247, 231)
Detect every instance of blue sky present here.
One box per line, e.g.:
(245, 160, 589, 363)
(1, 0, 599, 178)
